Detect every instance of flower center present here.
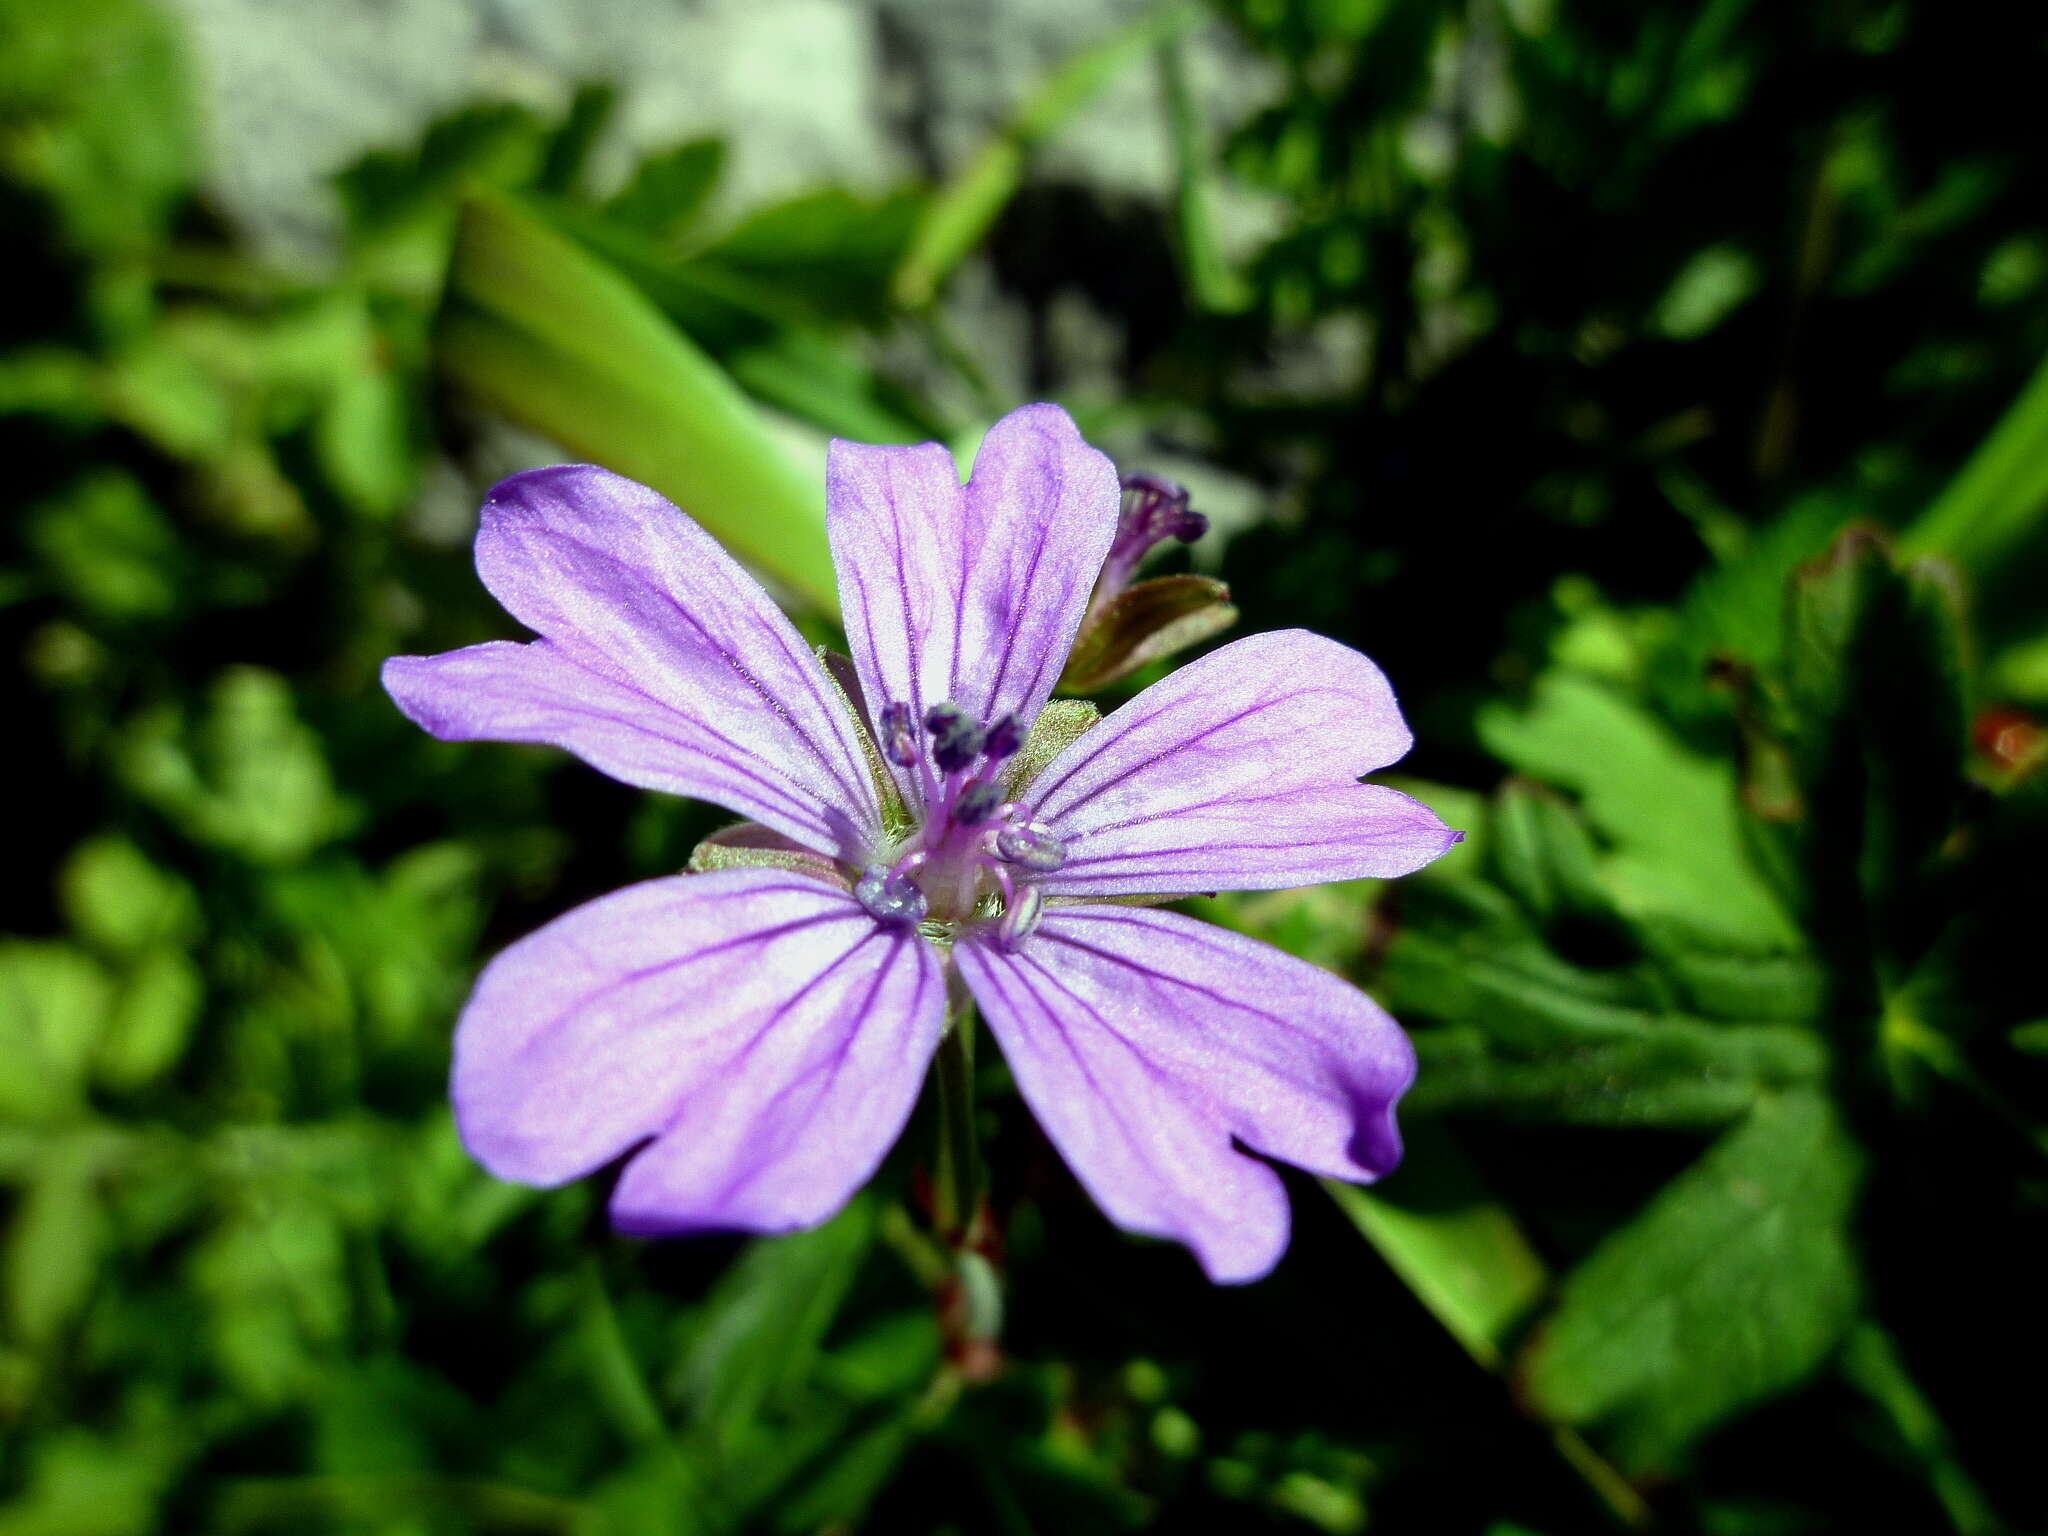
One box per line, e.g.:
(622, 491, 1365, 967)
(854, 700, 1066, 946)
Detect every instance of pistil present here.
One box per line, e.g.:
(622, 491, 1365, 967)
(854, 699, 1067, 933)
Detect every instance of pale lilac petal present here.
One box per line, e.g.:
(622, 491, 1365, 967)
(828, 404, 1119, 742)
(385, 644, 866, 857)
(956, 905, 1416, 1282)
(390, 466, 884, 861)
(452, 868, 945, 1235)
(1022, 629, 1461, 897)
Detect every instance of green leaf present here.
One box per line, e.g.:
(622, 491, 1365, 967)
(1159, 36, 1253, 314)
(1519, 1091, 1863, 1473)
(1478, 673, 1799, 948)
(725, 330, 935, 445)
(606, 137, 726, 245)
(25, 472, 186, 623)
(1324, 1125, 1548, 1370)
(1486, 779, 1612, 927)
(5, 1136, 105, 1347)
(97, 946, 203, 1091)
(1202, 882, 1377, 974)
(118, 667, 348, 865)
(1407, 1021, 1827, 1128)
(1902, 346, 2048, 579)
(314, 352, 420, 519)
(438, 190, 839, 611)
(58, 835, 202, 956)
(1649, 245, 1760, 340)
(190, 1199, 352, 1404)
(679, 1198, 875, 1442)
(698, 187, 924, 328)
(0, 0, 199, 257)
(0, 942, 114, 1122)
(0, 1425, 168, 1536)
(1782, 528, 1970, 967)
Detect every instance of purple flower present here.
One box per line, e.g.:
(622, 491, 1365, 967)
(383, 404, 1459, 1282)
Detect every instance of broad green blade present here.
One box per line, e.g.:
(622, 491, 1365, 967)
(439, 190, 839, 613)
(1902, 348, 2048, 574)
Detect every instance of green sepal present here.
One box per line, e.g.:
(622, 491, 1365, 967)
(1004, 699, 1101, 798)
(1058, 575, 1236, 694)
(816, 647, 914, 840)
(688, 822, 846, 886)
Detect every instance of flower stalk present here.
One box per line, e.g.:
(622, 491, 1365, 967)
(931, 1003, 983, 1248)
(931, 1001, 1003, 1377)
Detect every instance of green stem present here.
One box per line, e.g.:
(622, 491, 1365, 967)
(933, 1005, 982, 1245)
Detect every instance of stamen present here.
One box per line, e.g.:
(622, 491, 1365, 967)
(982, 713, 1024, 763)
(856, 863, 929, 925)
(955, 782, 1003, 826)
(877, 701, 919, 767)
(999, 884, 1045, 950)
(994, 821, 1066, 873)
(924, 702, 985, 774)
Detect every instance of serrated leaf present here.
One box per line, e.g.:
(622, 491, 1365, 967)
(1478, 673, 1799, 948)
(1783, 528, 1970, 967)
(1519, 1091, 1862, 1473)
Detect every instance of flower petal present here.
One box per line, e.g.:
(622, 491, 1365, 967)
(452, 868, 945, 1235)
(956, 905, 1416, 1282)
(384, 642, 864, 858)
(1022, 629, 1461, 897)
(828, 404, 1119, 742)
(389, 465, 885, 861)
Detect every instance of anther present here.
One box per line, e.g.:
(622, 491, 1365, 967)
(955, 781, 1003, 826)
(981, 713, 1024, 763)
(994, 821, 1066, 873)
(999, 884, 1045, 950)
(877, 701, 919, 767)
(924, 701, 985, 774)
(855, 864, 929, 926)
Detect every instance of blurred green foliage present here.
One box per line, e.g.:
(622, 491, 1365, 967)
(4, 0, 2046, 1532)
